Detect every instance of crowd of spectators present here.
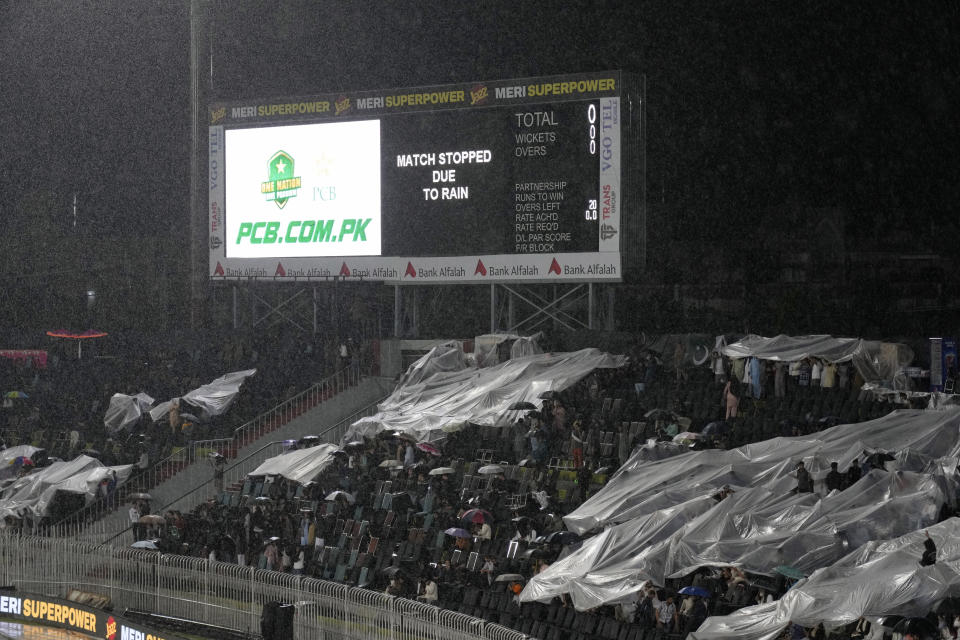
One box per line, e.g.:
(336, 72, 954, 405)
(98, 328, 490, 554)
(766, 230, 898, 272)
(0, 328, 365, 468)
(129, 340, 921, 640)
(0, 328, 370, 532)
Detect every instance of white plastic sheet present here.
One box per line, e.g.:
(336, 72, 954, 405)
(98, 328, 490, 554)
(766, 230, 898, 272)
(690, 517, 960, 640)
(520, 409, 960, 612)
(0, 455, 133, 521)
(149, 369, 256, 422)
(343, 348, 627, 443)
(248, 443, 341, 485)
(104, 392, 154, 433)
(721, 334, 913, 387)
(395, 342, 467, 389)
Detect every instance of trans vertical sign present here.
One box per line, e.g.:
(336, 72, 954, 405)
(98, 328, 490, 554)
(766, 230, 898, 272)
(930, 337, 958, 392)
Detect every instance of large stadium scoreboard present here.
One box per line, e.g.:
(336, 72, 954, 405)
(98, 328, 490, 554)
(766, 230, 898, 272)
(208, 72, 640, 283)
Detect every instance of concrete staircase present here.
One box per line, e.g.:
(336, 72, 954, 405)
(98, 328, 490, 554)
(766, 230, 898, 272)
(88, 373, 393, 545)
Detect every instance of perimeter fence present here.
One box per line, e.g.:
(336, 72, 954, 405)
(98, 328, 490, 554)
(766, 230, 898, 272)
(0, 533, 526, 640)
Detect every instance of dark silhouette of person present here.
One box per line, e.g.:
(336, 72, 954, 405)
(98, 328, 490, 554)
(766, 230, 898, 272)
(920, 530, 937, 566)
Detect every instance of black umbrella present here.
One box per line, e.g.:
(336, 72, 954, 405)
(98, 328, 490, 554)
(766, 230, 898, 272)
(878, 615, 903, 628)
(381, 565, 405, 577)
(544, 531, 581, 545)
(892, 616, 938, 639)
(390, 492, 415, 512)
(933, 597, 960, 616)
(702, 421, 729, 436)
(538, 391, 557, 400)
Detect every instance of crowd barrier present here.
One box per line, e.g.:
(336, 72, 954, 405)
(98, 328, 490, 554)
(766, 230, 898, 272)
(0, 533, 526, 640)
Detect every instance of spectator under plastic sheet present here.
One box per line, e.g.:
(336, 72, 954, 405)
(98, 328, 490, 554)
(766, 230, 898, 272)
(343, 348, 627, 443)
(104, 392, 154, 433)
(472, 332, 543, 367)
(0, 455, 133, 522)
(720, 334, 913, 388)
(395, 341, 467, 388)
(565, 408, 960, 535)
(519, 409, 960, 612)
(149, 369, 256, 422)
(689, 518, 960, 640)
(248, 443, 341, 485)
(521, 467, 948, 611)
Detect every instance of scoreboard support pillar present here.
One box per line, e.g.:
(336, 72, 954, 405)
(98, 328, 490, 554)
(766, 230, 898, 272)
(492, 283, 613, 334)
(393, 285, 419, 338)
(588, 283, 595, 330)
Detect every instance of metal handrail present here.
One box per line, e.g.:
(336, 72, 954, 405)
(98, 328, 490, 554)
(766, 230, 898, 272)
(45, 366, 366, 534)
(94, 397, 383, 547)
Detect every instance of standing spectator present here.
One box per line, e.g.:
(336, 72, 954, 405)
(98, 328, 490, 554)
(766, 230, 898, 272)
(570, 420, 585, 469)
(210, 454, 226, 493)
(712, 351, 726, 384)
(797, 359, 811, 388)
(824, 462, 843, 493)
(811, 358, 823, 388)
(684, 597, 709, 636)
(795, 461, 813, 494)
(656, 595, 678, 632)
(674, 342, 686, 383)
(825, 462, 843, 493)
(838, 363, 850, 390)
(723, 379, 740, 421)
(749, 357, 763, 399)
(822, 361, 837, 389)
(264, 539, 279, 571)
(774, 362, 787, 398)
(920, 530, 937, 566)
(130, 502, 142, 542)
(644, 353, 658, 388)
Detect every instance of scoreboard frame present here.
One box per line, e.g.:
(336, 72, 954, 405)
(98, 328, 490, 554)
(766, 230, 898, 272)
(207, 71, 642, 284)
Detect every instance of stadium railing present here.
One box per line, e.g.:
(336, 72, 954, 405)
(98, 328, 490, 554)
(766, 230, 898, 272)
(44, 366, 368, 538)
(0, 532, 526, 640)
(59, 397, 382, 547)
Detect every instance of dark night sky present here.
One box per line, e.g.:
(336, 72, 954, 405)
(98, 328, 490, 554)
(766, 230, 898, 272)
(2, 1, 958, 253)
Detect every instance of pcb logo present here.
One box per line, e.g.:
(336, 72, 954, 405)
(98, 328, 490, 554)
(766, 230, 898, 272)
(260, 150, 302, 209)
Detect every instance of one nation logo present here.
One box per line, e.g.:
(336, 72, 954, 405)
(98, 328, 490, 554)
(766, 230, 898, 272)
(260, 150, 301, 209)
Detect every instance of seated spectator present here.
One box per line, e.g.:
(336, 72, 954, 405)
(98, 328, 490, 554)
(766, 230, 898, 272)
(418, 577, 438, 603)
